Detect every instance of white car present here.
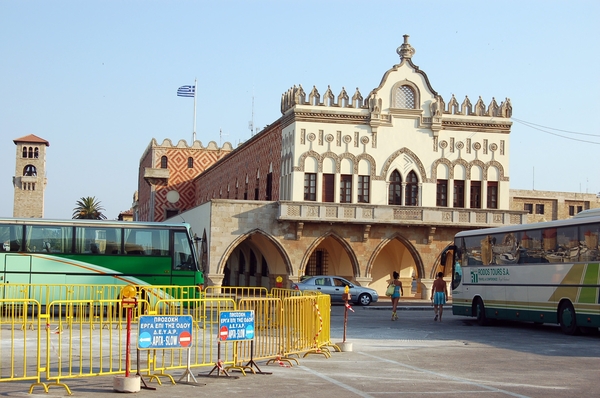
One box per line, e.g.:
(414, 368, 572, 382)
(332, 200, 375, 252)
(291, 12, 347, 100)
(291, 276, 379, 306)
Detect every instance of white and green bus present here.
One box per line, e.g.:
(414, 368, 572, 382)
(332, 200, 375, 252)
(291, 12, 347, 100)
(444, 210, 600, 335)
(0, 217, 204, 293)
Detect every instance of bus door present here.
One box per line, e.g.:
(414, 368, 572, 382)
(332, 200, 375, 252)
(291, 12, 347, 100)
(443, 246, 463, 295)
(1, 224, 30, 285)
(3, 254, 32, 285)
(170, 231, 197, 289)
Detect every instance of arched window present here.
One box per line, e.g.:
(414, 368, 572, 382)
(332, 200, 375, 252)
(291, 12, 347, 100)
(395, 85, 416, 109)
(187, 157, 193, 168)
(160, 156, 168, 169)
(388, 170, 402, 205)
(23, 165, 37, 176)
(22, 146, 27, 158)
(405, 171, 419, 206)
(28, 147, 34, 158)
(34, 148, 39, 158)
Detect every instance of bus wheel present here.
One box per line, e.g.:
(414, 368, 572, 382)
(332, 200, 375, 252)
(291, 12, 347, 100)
(475, 298, 487, 326)
(558, 301, 578, 335)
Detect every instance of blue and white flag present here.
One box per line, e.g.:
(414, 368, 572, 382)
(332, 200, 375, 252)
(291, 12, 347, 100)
(177, 85, 195, 97)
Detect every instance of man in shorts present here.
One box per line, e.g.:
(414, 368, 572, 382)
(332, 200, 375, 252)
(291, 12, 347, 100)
(431, 271, 448, 322)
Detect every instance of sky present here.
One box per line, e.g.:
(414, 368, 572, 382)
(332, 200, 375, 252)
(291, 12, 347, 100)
(1, 1, 599, 220)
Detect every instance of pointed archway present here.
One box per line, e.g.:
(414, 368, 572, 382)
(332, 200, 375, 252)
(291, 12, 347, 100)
(299, 231, 360, 281)
(218, 229, 292, 288)
(367, 233, 424, 297)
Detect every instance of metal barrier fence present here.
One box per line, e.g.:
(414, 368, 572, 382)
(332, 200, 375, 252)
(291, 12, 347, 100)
(0, 284, 332, 394)
(0, 299, 42, 388)
(269, 287, 303, 299)
(205, 286, 269, 298)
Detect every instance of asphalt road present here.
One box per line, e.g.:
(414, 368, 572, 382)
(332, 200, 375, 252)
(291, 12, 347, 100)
(2, 303, 599, 397)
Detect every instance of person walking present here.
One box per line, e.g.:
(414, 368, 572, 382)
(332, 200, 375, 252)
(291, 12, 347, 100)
(431, 271, 448, 322)
(390, 271, 403, 321)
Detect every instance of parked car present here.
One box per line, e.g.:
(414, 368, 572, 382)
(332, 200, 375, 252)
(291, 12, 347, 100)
(291, 276, 378, 306)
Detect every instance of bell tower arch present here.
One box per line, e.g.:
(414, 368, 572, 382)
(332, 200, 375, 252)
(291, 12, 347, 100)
(13, 134, 50, 218)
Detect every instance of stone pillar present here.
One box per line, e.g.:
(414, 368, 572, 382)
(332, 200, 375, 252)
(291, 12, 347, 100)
(445, 278, 452, 298)
(207, 273, 224, 289)
(399, 278, 413, 297)
(419, 278, 434, 299)
(354, 277, 372, 287)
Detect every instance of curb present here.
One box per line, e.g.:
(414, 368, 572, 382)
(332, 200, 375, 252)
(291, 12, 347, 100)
(361, 305, 451, 311)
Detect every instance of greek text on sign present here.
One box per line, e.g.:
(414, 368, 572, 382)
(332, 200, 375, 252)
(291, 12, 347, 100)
(219, 311, 255, 341)
(138, 315, 193, 349)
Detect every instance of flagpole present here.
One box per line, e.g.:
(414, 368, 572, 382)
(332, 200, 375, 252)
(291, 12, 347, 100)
(193, 78, 197, 143)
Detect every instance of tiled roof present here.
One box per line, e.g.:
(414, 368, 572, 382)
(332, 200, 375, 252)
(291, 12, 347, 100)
(13, 134, 50, 146)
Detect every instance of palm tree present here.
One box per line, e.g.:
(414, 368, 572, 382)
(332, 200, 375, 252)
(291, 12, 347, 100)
(72, 196, 107, 220)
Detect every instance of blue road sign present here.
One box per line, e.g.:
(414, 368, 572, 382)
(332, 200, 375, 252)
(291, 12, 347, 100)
(219, 310, 255, 341)
(138, 315, 193, 349)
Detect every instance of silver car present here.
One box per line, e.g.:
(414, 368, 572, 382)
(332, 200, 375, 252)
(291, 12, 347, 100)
(291, 276, 379, 306)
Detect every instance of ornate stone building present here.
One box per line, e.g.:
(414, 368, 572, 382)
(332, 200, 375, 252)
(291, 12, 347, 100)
(12, 134, 49, 218)
(137, 36, 526, 297)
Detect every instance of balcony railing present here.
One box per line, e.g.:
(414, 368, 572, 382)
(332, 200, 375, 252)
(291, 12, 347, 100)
(278, 201, 526, 227)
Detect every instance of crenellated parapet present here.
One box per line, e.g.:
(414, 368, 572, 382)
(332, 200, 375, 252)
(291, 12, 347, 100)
(139, 138, 234, 163)
(430, 94, 512, 118)
(281, 85, 367, 114)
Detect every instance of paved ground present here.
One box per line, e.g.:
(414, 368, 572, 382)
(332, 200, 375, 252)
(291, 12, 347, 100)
(2, 298, 599, 397)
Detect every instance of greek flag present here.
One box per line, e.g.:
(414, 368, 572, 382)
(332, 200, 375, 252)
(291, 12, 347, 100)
(177, 85, 195, 97)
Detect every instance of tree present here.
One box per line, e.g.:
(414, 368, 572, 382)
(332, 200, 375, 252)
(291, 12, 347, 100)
(72, 196, 107, 220)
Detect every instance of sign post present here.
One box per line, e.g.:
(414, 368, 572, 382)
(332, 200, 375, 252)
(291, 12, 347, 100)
(113, 285, 142, 392)
(138, 315, 199, 384)
(207, 310, 257, 376)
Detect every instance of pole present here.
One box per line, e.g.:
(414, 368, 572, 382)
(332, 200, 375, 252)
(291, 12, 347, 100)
(343, 298, 348, 343)
(193, 78, 197, 143)
(125, 306, 132, 377)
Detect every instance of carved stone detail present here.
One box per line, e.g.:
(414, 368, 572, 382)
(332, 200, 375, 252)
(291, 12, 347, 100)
(325, 206, 337, 218)
(363, 224, 371, 242)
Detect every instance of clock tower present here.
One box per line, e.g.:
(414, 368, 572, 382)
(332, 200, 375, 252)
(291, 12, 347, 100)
(12, 135, 50, 218)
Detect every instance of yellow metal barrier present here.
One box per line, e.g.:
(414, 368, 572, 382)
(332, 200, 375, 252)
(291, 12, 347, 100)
(269, 287, 302, 299)
(0, 285, 333, 393)
(42, 299, 135, 394)
(204, 286, 269, 301)
(138, 297, 238, 384)
(233, 297, 282, 374)
(0, 299, 43, 389)
(313, 294, 338, 353)
(279, 296, 316, 359)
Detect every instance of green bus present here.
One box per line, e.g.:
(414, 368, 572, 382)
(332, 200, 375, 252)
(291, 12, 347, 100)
(0, 217, 204, 292)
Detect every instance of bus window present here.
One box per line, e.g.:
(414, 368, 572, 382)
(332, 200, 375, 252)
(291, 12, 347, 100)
(463, 235, 484, 266)
(579, 223, 600, 261)
(518, 229, 543, 263)
(493, 232, 518, 264)
(482, 235, 493, 265)
(546, 226, 579, 262)
(104, 228, 121, 254)
(173, 231, 195, 270)
(27, 225, 72, 253)
(75, 226, 121, 254)
(124, 228, 168, 256)
(0, 225, 23, 252)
